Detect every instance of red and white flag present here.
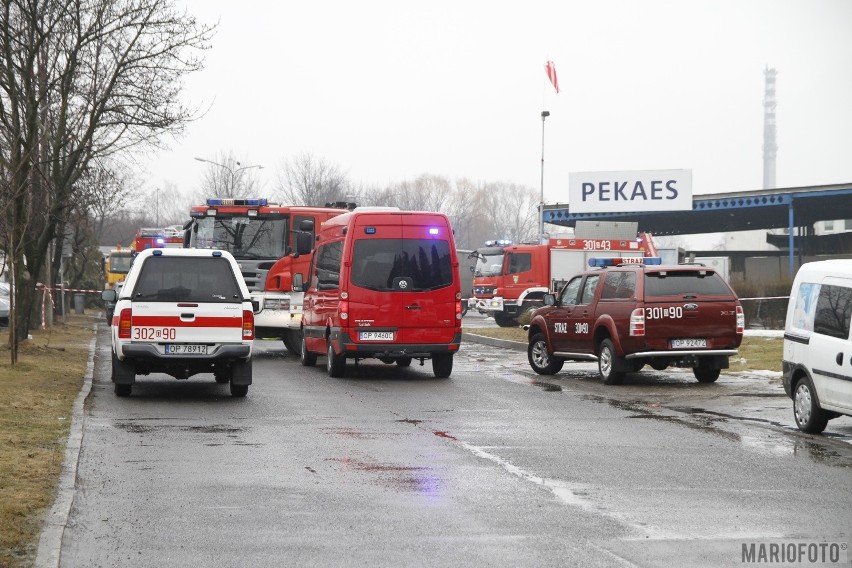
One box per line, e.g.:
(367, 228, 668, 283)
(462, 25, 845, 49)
(545, 60, 559, 93)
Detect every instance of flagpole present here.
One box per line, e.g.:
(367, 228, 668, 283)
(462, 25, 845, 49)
(539, 110, 550, 243)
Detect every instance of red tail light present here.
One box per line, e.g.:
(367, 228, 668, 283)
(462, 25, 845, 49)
(118, 308, 132, 339)
(629, 308, 645, 336)
(736, 305, 744, 334)
(340, 291, 349, 325)
(456, 292, 463, 322)
(243, 310, 255, 339)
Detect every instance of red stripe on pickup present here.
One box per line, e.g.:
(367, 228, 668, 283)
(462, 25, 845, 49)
(131, 315, 243, 328)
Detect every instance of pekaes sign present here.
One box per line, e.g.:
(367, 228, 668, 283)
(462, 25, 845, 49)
(568, 169, 692, 214)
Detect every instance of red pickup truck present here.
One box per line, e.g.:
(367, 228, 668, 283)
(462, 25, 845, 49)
(525, 257, 744, 385)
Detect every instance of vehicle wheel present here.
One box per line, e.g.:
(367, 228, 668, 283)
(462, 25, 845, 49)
(650, 360, 669, 371)
(527, 333, 564, 375)
(693, 366, 720, 383)
(493, 313, 518, 327)
(283, 330, 302, 356)
(300, 334, 316, 367)
(327, 343, 346, 377)
(397, 357, 412, 367)
(231, 359, 252, 384)
(598, 339, 625, 385)
(793, 377, 830, 434)
(114, 383, 132, 397)
(432, 353, 453, 378)
(230, 383, 249, 397)
(111, 351, 135, 384)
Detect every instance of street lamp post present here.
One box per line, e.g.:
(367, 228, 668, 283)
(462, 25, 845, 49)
(539, 110, 550, 243)
(194, 157, 264, 196)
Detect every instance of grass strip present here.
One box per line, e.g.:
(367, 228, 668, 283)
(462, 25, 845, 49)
(0, 314, 95, 568)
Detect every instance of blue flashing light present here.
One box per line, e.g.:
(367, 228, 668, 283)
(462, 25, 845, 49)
(156, 238, 164, 245)
(212, 251, 222, 257)
(365, 227, 376, 234)
(588, 256, 662, 267)
(428, 227, 439, 235)
(484, 239, 512, 246)
(206, 198, 268, 207)
(152, 249, 163, 256)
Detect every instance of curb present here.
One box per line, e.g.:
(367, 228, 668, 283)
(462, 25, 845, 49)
(35, 325, 98, 568)
(462, 331, 527, 352)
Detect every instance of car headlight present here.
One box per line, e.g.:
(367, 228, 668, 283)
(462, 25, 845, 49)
(263, 298, 291, 310)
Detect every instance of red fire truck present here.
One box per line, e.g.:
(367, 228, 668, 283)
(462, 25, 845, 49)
(133, 227, 164, 252)
(186, 198, 351, 353)
(469, 226, 658, 327)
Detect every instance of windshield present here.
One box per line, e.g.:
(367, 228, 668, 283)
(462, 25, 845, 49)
(351, 238, 453, 292)
(108, 253, 133, 273)
(473, 252, 505, 277)
(192, 216, 288, 259)
(644, 271, 734, 296)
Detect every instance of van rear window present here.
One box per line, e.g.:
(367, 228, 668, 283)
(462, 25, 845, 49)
(132, 257, 242, 302)
(352, 239, 453, 291)
(644, 271, 733, 296)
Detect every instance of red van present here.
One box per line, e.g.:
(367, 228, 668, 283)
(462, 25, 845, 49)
(297, 209, 463, 378)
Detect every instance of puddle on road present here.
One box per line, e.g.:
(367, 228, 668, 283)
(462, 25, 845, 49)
(532, 381, 562, 392)
(114, 422, 246, 436)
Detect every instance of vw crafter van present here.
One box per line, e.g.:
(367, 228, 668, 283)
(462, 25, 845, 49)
(783, 259, 852, 433)
(297, 208, 463, 378)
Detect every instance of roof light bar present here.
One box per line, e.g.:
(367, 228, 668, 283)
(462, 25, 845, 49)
(588, 256, 662, 267)
(484, 239, 512, 246)
(206, 198, 268, 207)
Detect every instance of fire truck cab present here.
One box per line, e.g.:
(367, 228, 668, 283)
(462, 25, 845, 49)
(186, 198, 350, 354)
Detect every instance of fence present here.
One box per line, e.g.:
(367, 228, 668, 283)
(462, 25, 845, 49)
(740, 296, 789, 330)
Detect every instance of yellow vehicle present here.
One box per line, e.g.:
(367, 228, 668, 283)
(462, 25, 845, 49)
(104, 245, 134, 289)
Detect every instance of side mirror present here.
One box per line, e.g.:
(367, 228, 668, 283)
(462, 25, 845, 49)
(251, 299, 260, 314)
(299, 219, 315, 232)
(292, 273, 303, 292)
(101, 289, 117, 302)
(295, 232, 313, 255)
(543, 293, 556, 306)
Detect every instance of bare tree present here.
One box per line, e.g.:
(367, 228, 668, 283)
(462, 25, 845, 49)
(75, 160, 137, 244)
(0, 0, 214, 354)
(276, 153, 350, 206)
(480, 182, 539, 244)
(374, 174, 452, 212)
(195, 150, 263, 200)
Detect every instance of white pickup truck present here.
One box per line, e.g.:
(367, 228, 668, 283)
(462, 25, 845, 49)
(101, 248, 255, 397)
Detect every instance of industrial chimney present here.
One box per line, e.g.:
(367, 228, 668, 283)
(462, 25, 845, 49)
(762, 66, 778, 189)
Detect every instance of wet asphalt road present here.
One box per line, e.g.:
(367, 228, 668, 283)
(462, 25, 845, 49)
(57, 320, 852, 567)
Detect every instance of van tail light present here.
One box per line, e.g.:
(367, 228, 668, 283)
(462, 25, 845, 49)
(629, 308, 645, 336)
(736, 305, 744, 334)
(456, 292, 463, 321)
(118, 308, 132, 339)
(339, 291, 349, 325)
(243, 310, 255, 339)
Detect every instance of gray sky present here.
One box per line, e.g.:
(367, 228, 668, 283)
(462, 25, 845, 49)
(142, 0, 852, 205)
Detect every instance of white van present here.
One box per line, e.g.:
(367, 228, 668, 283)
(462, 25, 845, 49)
(782, 259, 852, 433)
